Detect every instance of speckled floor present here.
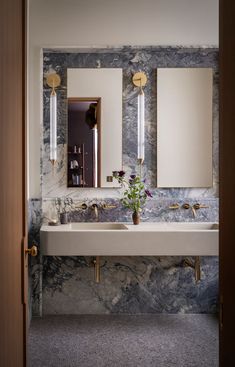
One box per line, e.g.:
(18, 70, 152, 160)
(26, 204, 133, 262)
(28, 314, 218, 367)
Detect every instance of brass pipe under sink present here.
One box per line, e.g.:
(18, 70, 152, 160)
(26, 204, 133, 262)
(93, 256, 100, 283)
(183, 256, 201, 283)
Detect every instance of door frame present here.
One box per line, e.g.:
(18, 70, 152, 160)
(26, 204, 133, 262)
(219, 0, 235, 365)
(0, 0, 27, 366)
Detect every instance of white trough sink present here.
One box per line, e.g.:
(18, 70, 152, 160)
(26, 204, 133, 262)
(40, 222, 218, 257)
(66, 222, 128, 230)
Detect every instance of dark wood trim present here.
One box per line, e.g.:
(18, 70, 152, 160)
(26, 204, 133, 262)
(219, 0, 235, 365)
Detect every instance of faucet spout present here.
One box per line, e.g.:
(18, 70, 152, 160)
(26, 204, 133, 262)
(91, 204, 99, 220)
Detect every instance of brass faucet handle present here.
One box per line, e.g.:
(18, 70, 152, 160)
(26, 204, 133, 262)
(182, 203, 190, 209)
(76, 203, 88, 210)
(193, 203, 209, 210)
(102, 204, 117, 209)
(169, 203, 180, 209)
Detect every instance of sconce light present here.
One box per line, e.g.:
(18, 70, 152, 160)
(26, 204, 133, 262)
(132, 71, 147, 164)
(46, 73, 61, 165)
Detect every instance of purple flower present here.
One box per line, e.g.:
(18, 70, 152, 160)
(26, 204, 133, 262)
(118, 170, 125, 177)
(145, 189, 153, 198)
(130, 174, 136, 179)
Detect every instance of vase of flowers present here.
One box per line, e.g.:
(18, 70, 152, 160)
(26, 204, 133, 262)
(113, 170, 152, 225)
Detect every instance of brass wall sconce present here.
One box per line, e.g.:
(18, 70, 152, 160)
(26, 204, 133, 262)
(46, 73, 61, 166)
(132, 71, 147, 165)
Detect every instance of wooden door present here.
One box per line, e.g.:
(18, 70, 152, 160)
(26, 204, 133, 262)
(219, 0, 235, 365)
(0, 0, 27, 366)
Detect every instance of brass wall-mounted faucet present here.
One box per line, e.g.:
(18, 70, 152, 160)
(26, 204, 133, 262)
(169, 202, 209, 217)
(183, 203, 209, 218)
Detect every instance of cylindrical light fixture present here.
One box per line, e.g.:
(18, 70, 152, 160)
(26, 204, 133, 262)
(46, 73, 61, 166)
(132, 72, 147, 164)
(92, 126, 98, 188)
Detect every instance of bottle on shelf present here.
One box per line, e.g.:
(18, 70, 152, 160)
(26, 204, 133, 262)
(72, 174, 80, 186)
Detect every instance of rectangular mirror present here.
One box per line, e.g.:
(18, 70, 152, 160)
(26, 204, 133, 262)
(67, 68, 122, 188)
(157, 68, 213, 188)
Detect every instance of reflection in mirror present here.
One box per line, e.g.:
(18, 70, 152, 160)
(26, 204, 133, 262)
(68, 98, 101, 188)
(67, 68, 123, 188)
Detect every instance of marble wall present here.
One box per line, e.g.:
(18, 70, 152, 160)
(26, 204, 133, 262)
(29, 47, 219, 316)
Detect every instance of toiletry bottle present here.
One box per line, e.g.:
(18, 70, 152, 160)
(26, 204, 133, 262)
(73, 160, 79, 168)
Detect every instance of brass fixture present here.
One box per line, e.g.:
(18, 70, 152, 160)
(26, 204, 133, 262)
(132, 71, 147, 165)
(46, 73, 61, 166)
(91, 203, 99, 219)
(183, 256, 201, 282)
(182, 203, 190, 209)
(169, 203, 180, 210)
(132, 72, 147, 88)
(182, 203, 196, 217)
(46, 73, 61, 89)
(25, 245, 38, 257)
(182, 202, 209, 217)
(102, 204, 117, 210)
(192, 203, 209, 217)
(93, 256, 100, 283)
(75, 203, 88, 210)
(169, 202, 209, 217)
(192, 203, 209, 210)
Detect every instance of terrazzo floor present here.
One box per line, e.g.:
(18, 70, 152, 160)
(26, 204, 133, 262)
(28, 314, 218, 367)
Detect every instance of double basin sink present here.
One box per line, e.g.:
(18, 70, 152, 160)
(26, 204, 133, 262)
(40, 222, 218, 256)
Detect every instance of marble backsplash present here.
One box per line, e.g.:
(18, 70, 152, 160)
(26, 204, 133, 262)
(28, 47, 219, 317)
